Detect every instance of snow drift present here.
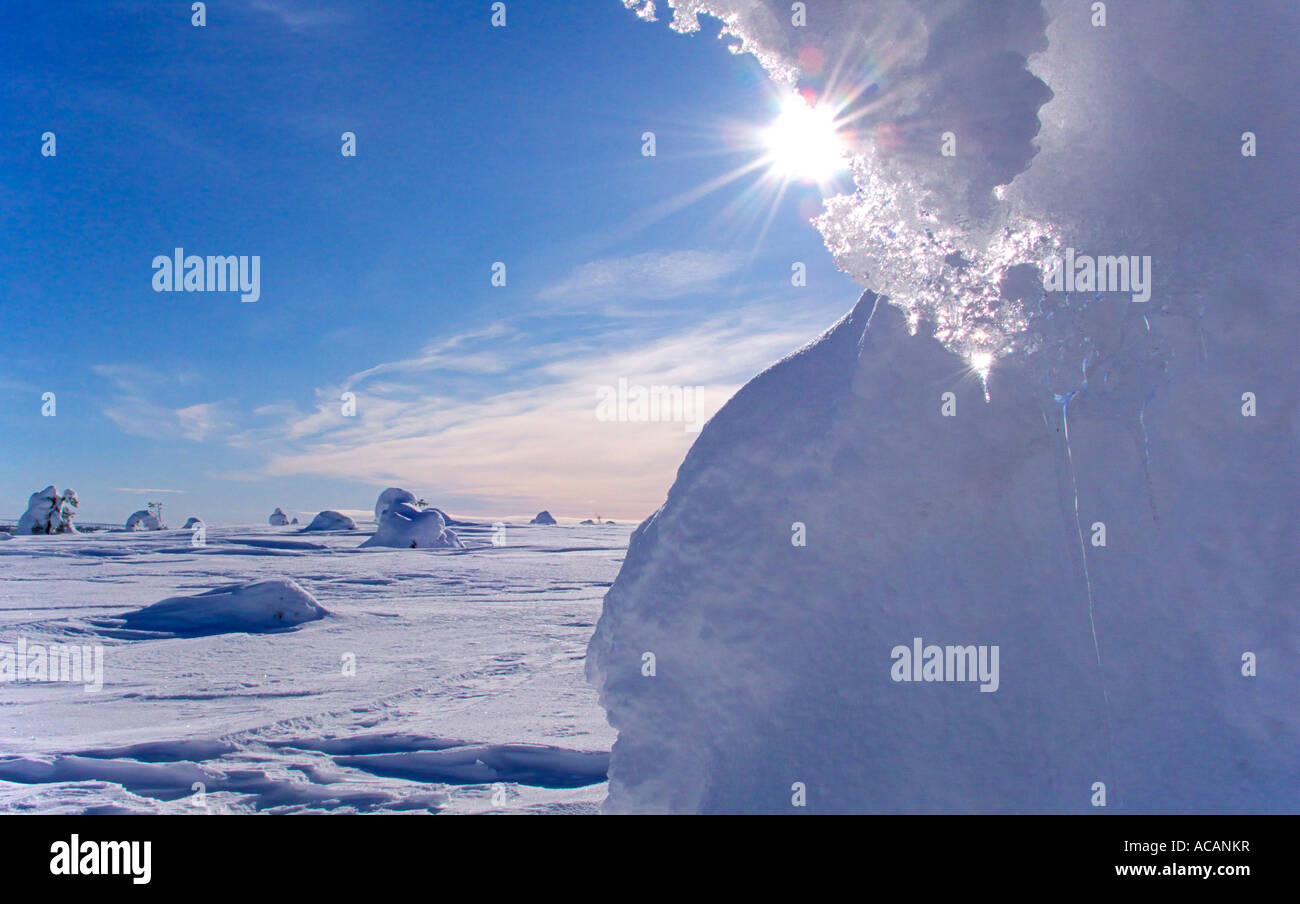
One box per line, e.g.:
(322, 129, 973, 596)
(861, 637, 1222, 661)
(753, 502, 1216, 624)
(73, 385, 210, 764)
(117, 579, 329, 635)
(268, 508, 289, 526)
(530, 511, 557, 525)
(182, 517, 203, 530)
(590, 0, 1299, 813)
(124, 510, 163, 531)
(303, 510, 357, 532)
(16, 486, 78, 535)
(361, 503, 464, 549)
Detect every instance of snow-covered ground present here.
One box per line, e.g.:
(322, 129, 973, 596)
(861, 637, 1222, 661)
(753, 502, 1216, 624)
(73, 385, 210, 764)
(0, 520, 628, 814)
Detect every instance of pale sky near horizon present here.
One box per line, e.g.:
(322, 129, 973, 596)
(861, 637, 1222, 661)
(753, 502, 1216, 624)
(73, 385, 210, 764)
(0, 0, 862, 524)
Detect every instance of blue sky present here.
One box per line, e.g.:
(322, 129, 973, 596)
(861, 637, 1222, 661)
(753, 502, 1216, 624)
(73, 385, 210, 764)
(0, 0, 861, 524)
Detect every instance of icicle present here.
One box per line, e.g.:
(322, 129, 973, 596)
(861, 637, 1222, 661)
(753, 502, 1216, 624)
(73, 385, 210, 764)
(1137, 388, 1161, 525)
(1054, 376, 1119, 805)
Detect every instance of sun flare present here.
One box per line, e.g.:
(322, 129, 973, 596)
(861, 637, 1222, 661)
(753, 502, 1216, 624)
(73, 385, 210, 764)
(761, 95, 848, 183)
(968, 351, 994, 378)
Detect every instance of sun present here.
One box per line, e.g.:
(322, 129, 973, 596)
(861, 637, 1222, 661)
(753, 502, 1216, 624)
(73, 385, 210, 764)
(968, 351, 994, 378)
(761, 95, 848, 183)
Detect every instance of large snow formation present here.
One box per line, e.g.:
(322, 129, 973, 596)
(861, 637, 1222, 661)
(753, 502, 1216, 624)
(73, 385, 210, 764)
(118, 579, 329, 635)
(361, 503, 464, 550)
(124, 510, 163, 531)
(268, 508, 289, 526)
(590, 0, 1299, 813)
(16, 486, 79, 535)
(303, 510, 357, 532)
(530, 511, 557, 525)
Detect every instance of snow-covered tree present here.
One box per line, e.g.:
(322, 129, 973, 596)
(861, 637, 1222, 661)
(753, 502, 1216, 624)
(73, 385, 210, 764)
(15, 486, 79, 535)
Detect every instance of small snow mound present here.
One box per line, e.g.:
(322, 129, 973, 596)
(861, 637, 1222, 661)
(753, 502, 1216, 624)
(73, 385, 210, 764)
(303, 510, 357, 532)
(530, 510, 557, 525)
(125, 510, 163, 531)
(361, 503, 464, 549)
(268, 507, 289, 526)
(375, 488, 417, 522)
(119, 579, 328, 635)
(182, 517, 203, 529)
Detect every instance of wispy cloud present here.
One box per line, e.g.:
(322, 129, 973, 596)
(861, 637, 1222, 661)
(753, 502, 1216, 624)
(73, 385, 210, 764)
(243, 0, 349, 31)
(175, 403, 231, 442)
(342, 324, 516, 387)
(229, 301, 830, 518)
(94, 364, 234, 443)
(89, 283, 843, 519)
(538, 250, 742, 304)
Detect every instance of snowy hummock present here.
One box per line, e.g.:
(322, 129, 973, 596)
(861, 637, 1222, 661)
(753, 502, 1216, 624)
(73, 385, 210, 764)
(182, 517, 203, 530)
(124, 510, 163, 531)
(117, 579, 329, 635)
(361, 503, 463, 550)
(16, 486, 79, 535)
(268, 508, 289, 526)
(303, 510, 356, 532)
(530, 511, 557, 525)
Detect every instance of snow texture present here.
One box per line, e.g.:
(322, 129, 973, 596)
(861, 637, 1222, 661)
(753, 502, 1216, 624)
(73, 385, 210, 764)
(592, 0, 1299, 813)
(374, 487, 417, 522)
(0, 521, 623, 813)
